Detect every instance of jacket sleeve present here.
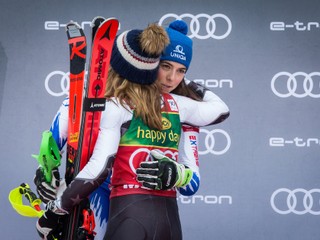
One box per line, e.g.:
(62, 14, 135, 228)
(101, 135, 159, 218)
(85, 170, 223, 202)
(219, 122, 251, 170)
(58, 100, 127, 212)
(178, 124, 200, 196)
(172, 89, 230, 127)
(49, 97, 69, 150)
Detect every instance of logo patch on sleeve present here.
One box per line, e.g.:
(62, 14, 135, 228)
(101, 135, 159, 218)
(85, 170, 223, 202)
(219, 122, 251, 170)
(167, 99, 178, 112)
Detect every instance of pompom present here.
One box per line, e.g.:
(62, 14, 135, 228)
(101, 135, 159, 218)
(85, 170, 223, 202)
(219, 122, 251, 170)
(140, 23, 169, 56)
(168, 20, 188, 35)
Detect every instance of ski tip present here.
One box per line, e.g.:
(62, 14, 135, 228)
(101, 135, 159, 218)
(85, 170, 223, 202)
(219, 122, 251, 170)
(91, 17, 119, 43)
(91, 16, 106, 42)
(99, 18, 119, 31)
(91, 16, 105, 27)
(101, 17, 119, 24)
(91, 16, 119, 30)
(65, 21, 82, 32)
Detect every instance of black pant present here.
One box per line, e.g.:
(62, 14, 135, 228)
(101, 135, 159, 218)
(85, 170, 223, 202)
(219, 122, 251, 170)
(104, 194, 182, 240)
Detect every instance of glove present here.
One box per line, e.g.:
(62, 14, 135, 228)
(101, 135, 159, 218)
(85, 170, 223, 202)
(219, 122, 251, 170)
(34, 167, 60, 204)
(185, 79, 207, 100)
(36, 200, 67, 240)
(136, 150, 192, 190)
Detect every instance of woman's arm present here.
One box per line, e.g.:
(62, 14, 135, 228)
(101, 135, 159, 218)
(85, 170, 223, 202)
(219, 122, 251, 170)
(173, 88, 230, 127)
(178, 124, 200, 196)
(59, 99, 129, 211)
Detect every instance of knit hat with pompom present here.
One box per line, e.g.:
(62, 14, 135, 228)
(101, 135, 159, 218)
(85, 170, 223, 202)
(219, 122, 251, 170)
(110, 23, 169, 85)
(160, 20, 193, 70)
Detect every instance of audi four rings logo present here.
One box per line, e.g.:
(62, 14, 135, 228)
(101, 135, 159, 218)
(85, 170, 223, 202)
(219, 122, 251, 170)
(199, 129, 231, 155)
(271, 72, 320, 98)
(271, 188, 320, 215)
(45, 70, 70, 97)
(45, 70, 88, 97)
(159, 13, 232, 40)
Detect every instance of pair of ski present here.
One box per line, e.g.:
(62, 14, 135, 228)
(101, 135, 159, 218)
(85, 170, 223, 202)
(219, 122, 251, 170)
(64, 16, 118, 240)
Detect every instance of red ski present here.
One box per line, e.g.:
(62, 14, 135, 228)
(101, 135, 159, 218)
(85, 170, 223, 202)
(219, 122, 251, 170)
(78, 18, 119, 171)
(65, 22, 87, 186)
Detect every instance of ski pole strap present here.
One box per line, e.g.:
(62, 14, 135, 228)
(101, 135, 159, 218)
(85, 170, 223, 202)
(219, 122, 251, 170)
(8, 183, 44, 218)
(19, 183, 42, 211)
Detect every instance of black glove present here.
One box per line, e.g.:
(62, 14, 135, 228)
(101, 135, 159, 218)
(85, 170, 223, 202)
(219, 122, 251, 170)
(36, 200, 67, 240)
(185, 79, 207, 100)
(34, 167, 60, 204)
(136, 150, 192, 190)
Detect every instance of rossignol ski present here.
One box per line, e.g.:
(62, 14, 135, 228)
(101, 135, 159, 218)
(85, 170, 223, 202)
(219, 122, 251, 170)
(65, 22, 87, 186)
(64, 21, 88, 240)
(64, 17, 119, 240)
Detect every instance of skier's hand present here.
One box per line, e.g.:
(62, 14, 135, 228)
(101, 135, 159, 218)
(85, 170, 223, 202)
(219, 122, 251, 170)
(136, 150, 193, 190)
(36, 210, 63, 240)
(36, 200, 67, 240)
(185, 79, 207, 100)
(34, 167, 60, 204)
